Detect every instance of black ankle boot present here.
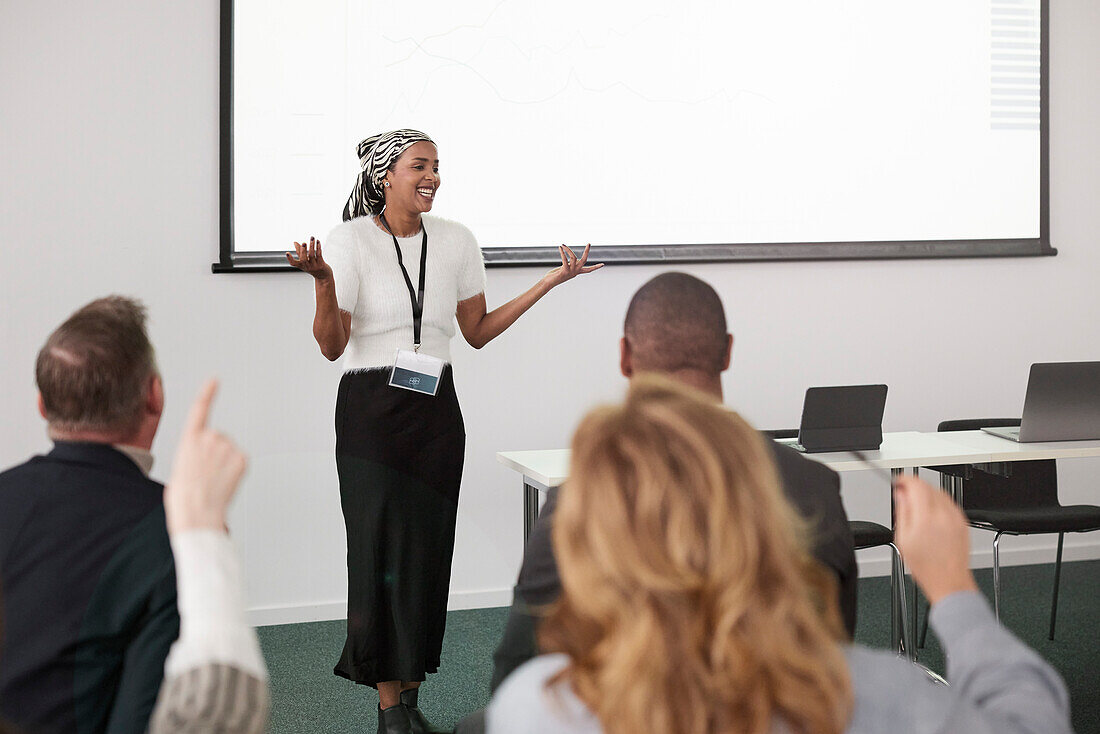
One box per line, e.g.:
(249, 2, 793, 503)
(377, 703, 413, 734)
(400, 688, 448, 734)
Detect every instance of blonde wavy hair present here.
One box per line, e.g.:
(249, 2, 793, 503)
(540, 375, 852, 734)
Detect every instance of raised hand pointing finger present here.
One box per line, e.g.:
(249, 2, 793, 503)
(166, 379, 248, 535)
(183, 378, 218, 436)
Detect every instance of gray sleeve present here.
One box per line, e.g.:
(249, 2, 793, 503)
(848, 591, 1072, 734)
(928, 591, 1072, 734)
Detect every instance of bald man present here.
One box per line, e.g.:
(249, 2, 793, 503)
(492, 273, 856, 690)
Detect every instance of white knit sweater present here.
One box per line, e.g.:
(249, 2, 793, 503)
(324, 214, 487, 371)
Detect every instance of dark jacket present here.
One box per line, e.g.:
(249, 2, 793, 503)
(489, 440, 857, 692)
(0, 442, 179, 734)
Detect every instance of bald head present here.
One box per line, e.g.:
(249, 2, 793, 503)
(622, 273, 731, 387)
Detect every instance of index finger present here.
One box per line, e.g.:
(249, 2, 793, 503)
(184, 379, 219, 435)
(895, 476, 933, 519)
(892, 480, 913, 534)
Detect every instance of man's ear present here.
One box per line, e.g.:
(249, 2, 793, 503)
(37, 392, 48, 420)
(146, 375, 165, 418)
(620, 337, 634, 378)
(721, 333, 733, 372)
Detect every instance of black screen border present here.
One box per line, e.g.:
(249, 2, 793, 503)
(214, 0, 1053, 273)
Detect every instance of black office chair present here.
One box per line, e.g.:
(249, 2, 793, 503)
(926, 418, 1100, 641)
(764, 429, 911, 658)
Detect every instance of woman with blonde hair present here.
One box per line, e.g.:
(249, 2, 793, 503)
(487, 376, 1071, 734)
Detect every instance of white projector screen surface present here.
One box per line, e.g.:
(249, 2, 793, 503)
(224, 0, 1046, 266)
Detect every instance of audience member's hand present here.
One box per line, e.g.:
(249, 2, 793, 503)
(893, 476, 978, 605)
(164, 380, 248, 535)
(285, 237, 332, 280)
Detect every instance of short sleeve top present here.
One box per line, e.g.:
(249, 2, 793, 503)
(322, 214, 487, 370)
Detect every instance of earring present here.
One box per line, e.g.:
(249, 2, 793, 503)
(383, 181, 390, 187)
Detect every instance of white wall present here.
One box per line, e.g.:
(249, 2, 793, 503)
(2, 1, 1098, 626)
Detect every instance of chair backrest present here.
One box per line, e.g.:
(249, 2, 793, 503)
(937, 418, 1058, 511)
(937, 418, 1020, 432)
(932, 417, 1017, 479)
(962, 460, 1059, 511)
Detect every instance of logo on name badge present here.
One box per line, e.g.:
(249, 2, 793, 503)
(409, 376, 422, 386)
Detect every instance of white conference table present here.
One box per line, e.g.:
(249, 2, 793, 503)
(498, 430, 1100, 537)
(500, 431, 1007, 538)
(497, 430, 1100, 658)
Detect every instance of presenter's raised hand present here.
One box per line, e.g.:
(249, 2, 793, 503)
(544, 243, 604, 289)
(286, 237, 332, 280)
(164, 379, 248, 535)
(893, 476, 978, 605)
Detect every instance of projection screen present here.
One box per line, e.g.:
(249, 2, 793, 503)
(216, 0, 1051, 271)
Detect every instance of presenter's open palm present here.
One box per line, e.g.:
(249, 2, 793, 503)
(544, 243, 603, 288)
(286, 237, 332, 280)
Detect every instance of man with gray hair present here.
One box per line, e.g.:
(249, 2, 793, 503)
(0, 296, 179, 734)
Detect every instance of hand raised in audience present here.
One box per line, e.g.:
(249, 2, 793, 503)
(164, 379, 248, 535)
(285, 237, 332, 280)
(893, 476, 979, 605)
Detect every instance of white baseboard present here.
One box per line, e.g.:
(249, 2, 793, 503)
(250, 540, 1100, 626)
(856, 536, 1100, 578)
(250, 601, 348, 627)
(446, 588, 514, 611)
(249, 588, 514, 627)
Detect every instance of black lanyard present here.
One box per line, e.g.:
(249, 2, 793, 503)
(380, 213, 429, 350)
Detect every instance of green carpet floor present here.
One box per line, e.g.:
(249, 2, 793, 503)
(258, 560, 1100, 733)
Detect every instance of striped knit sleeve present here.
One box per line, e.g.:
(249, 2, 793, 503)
(149, 530, 270, 733)
(148, 663, 269, 734)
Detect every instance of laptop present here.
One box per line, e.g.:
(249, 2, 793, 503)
(982, 361, 1100, 442)
(785, 384, 888, 453)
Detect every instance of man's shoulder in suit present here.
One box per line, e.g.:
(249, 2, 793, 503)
(0, 442, 176, 734)
(768, 440, 858, 636)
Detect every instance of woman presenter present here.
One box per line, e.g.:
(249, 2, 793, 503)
(286, 129, 601, 734)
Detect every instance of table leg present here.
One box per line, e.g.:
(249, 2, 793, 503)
(523, 482, 540, 543)
(890, 468, 903, 656)
(908, 467, 920, 659)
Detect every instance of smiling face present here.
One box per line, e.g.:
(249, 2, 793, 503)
(382, 141, 440, 218)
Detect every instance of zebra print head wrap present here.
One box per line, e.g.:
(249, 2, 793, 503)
(342, 129, 435, 221)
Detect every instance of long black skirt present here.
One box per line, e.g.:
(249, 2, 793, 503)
(332, 367, 465, 686)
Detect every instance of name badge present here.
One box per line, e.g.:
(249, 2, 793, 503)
(389, 349, 444, 396)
